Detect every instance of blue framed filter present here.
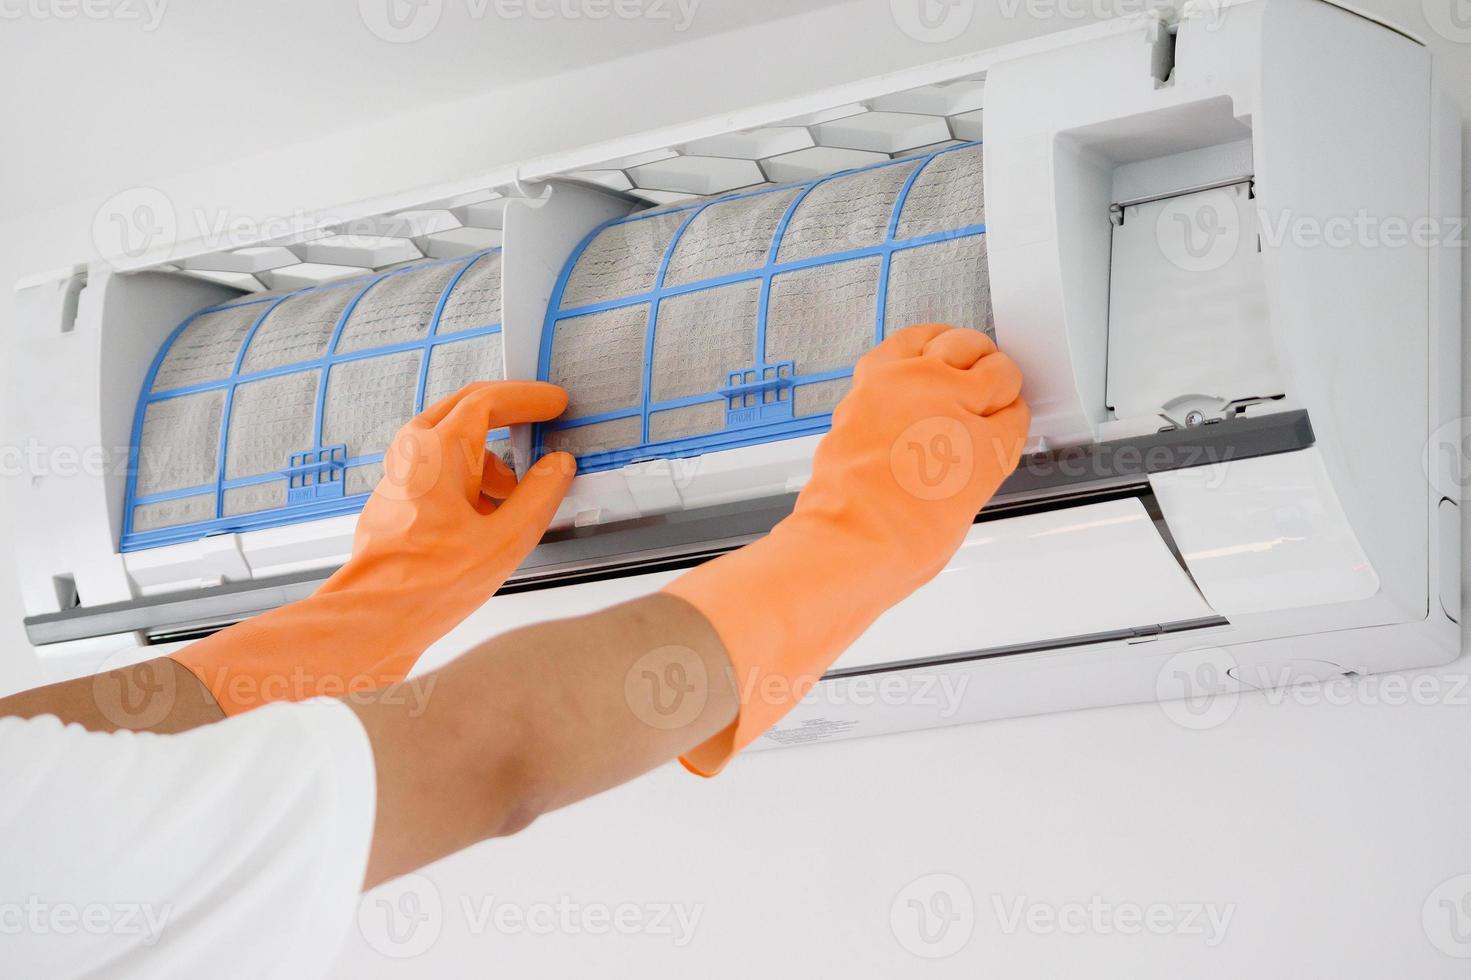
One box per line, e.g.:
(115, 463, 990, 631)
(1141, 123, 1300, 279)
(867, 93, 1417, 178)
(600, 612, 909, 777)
(121, 249, 506, 552)
(535, 141, 992, 473)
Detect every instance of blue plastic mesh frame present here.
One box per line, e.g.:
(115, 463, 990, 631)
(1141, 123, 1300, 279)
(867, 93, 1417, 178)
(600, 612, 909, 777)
(535, 141, 987, 473)
(121, 249, 504, 552)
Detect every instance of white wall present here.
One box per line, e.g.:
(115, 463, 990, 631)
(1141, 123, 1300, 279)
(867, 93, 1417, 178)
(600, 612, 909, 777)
(0, 1, 1468, 976)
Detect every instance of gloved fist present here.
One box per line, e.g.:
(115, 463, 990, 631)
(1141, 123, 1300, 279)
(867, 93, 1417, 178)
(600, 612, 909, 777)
(664, 323, 1029, 775)
(797, 323, 1029, 592)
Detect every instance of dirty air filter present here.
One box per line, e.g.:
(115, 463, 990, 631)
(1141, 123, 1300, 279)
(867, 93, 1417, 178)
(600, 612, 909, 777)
(122, 249, 505, 551)
(536, 141, 990, 470)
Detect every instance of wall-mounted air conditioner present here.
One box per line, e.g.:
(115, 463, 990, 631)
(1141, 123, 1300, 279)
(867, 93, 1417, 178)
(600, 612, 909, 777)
(5, 0, 1461, 748)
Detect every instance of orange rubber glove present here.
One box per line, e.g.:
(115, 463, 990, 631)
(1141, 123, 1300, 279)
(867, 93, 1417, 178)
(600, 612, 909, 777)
(172, 382, 577, 715)
(664, 324, 1030, 775)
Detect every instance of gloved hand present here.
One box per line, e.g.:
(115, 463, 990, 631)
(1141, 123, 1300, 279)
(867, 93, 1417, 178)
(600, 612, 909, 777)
(173, 382, 577, 715)
(664, 324, 1029, 775)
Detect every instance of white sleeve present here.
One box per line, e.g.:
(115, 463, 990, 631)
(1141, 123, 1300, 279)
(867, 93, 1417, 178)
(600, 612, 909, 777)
(0, 697, 376, 980)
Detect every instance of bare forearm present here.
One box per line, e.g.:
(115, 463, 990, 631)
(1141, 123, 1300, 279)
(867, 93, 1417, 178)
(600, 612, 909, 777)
(349, 592, 738, 888)
(0, 657, 224, 733)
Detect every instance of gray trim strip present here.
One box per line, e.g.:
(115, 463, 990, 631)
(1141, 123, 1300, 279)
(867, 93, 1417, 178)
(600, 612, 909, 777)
(24, 409, 1312, 646)
(822, 616, 1230, 680)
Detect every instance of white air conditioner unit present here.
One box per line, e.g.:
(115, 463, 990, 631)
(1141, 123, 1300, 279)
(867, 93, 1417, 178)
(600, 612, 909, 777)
(6, 0, 1461, 750)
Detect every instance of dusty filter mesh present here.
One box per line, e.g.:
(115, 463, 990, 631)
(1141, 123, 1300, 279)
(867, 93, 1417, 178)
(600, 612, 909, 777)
(124, 250, 505, 547)
(539, 143, 991, 468)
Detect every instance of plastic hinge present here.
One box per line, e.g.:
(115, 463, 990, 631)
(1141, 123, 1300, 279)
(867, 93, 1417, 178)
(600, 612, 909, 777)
(284, 445, 348, 505)
(721, 361, 795, 428)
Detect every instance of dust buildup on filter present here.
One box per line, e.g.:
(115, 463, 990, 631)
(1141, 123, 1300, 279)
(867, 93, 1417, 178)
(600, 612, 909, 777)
(548, 305, 649, 419)
(133, 493, 216, 531)
(222, 481, 287, 517)
(135, 390, 226, 496)
(885, 235, 994, 338)
(424, 333, 504, 407)
(895, 144, 986, 240)
(224, 370, 320, 480)
(649, 401, 727, 442)
(335, 262, 462, 353)
(543, 416, 645, 457)
(560, 211, 688, 309)
(152, 304, 264, 391)
(240, 287, 356, 373)
(765, 257, 882, 377)
(650, 280, 760, 403)
(776, 160, 921, 263)
(663, 188, 801, 287)
(321, 350, 422, 458)
(437, 251, 503, 335)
